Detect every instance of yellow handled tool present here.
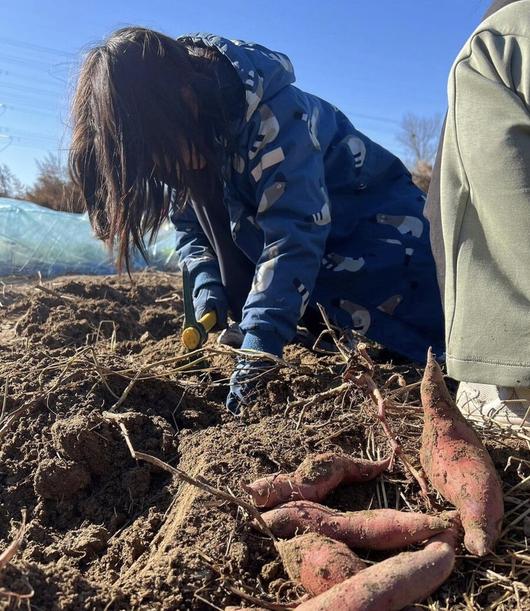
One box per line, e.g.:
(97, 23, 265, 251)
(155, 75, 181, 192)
(181, 310, 217, 351)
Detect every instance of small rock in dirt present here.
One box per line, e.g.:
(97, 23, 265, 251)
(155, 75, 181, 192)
(34, 458, 91, 500)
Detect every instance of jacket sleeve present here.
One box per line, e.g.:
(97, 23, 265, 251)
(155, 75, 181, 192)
(239, 93, 331, 355)
(440, 25, 530, 383)
(171, 203, 228, 323)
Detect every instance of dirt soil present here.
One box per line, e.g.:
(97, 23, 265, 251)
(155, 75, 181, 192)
(0, 272, 528, 610)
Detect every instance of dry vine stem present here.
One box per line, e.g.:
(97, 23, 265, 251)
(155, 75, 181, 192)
(0, 509, 27, 571)
(285, 382, 350, 412)
(225, 584, 297, 610)
(103, 412, 276, 541)
(0, 399, 40, 442)
(344, 342, 430, 497)
(34, 283, 76, 304)
(346, 369, 430, 499)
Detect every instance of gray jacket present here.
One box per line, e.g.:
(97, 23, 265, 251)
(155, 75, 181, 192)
(426, 0, 530, 386)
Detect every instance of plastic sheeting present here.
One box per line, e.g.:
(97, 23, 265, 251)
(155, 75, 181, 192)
(0, 198, 179, 277)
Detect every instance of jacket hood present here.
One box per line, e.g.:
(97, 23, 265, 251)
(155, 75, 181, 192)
(180, 34, 296, 122)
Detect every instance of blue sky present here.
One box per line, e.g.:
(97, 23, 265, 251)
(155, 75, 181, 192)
(1, 0, 493, 186)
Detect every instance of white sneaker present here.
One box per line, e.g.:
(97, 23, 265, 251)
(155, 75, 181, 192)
(217, 322, 244, 348)
(456, 382, 530, 429)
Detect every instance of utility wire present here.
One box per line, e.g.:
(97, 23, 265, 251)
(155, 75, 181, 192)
(0, 93, 61, 112)
(0, 52, 61, 71)
(0, 69, 66, 91)
(0, 102, 58, 118)
(0, 36, 75, 58)
(343, 110, 401, 126)
(0, 82, 64, 100)
(0, 126, 59, 144)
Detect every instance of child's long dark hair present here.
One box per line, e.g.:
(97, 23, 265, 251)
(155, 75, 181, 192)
(69, 27, 241, 271)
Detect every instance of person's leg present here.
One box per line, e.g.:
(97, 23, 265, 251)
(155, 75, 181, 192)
(315, 169, 444, 363)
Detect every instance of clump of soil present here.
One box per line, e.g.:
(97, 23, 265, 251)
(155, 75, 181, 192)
(0, 272, 527, 610)
(11, 275, 183, 348)
(34, 458, 92, 500)
(51, 414, 114, 476)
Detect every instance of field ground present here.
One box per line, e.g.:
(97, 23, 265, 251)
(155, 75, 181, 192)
(0, 271, 528, 610)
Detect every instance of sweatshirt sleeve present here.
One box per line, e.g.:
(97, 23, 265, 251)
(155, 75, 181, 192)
(171, 203, 226, 314)
(448, 29, 530, 274)
(440, 25, 530, 383)
(239, 93, 331, 355)
(452, 30, 530, 196)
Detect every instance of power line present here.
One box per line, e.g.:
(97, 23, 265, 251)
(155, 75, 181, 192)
(343, 110, 401, 126)
(0, 126, 59, 143)
(0, 36, 75, 58)
(0, 102, 58, 118)
(0, 129, 69, 152)
(0, 69, 66, 91)
(0, 93, 61, 112)
(0, 47, 79, 88)
(0, 51, 61, 71)
(0, 82, 64, 101)
(0, 139, 57, 152)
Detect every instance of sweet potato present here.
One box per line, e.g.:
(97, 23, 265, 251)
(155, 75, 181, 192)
(277, 533, 366, 595)
(295, 526, 459, 611)
(261, 500, 453, 550)
(244, 452, 390, 508)
(420, 349, 504, 556)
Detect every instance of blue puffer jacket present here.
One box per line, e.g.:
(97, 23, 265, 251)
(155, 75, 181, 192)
(173, 34, 444, 362)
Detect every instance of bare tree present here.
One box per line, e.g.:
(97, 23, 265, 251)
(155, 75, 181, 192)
(0, 164, 25, 199)
(397, 113, 442, 193)
(397, 113, 442, 167)
(410, 160, 433, 194)
(25, 153, 85, 213)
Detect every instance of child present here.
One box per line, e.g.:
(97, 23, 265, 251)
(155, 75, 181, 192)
(70, 27, 443, 414)
(426, 0, 530, 428)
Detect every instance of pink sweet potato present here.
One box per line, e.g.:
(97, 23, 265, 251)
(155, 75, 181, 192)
(277, 532, 366, 595)
(295, 526, 459, 611)
(261, 500, 453, 550)
(244, 452, 390, 508)
(420, 349, 504, 556)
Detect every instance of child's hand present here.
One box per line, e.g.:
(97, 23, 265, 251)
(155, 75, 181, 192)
(225, 357, 273, 415)
(194, 285, 228, 330)
(225, 331, 284, 415)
